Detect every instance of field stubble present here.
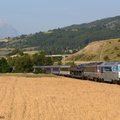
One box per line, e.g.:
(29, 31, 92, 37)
(0, 76, 120, 120)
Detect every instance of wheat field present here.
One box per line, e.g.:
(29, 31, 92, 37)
(0, 76, 120, 120)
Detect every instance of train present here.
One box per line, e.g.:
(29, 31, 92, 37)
(33, 61, 120, 84)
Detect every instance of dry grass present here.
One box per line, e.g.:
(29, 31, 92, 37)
(0, 76, 120, 120)
(0, 73, 58, 78)
(65, 38, 120, 61)
(24, 51, 39, 55)
(0, 39, 8, 42)
(43, 31, 53, 34)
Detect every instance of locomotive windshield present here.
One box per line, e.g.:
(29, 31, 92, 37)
(113, 65, 120, 72)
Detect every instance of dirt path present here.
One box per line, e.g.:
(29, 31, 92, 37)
(0, 76, 120, 120)
(99, 42, 106, 61)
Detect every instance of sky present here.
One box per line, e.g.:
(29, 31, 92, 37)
(0, 0, 120, 35)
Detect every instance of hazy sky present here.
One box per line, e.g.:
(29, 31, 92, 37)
(0, 0, 120, 35)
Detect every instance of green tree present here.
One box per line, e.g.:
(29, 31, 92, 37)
(0, 58, 10, 73)
(13, 55, 33, 73)
(45, 57, 53, 65)
(32, 51, 46, 66)
(7, 57, 18, 66)
(57, 61, 62, 65)
(7, 49, 24, 57)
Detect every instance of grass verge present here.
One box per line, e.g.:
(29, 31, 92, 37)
(0, 73, 59, 78)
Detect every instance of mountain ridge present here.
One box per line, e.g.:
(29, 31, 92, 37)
(0, 16, 120, 56)
(63, 16, 120, 29)
(0, 20, 18, 39)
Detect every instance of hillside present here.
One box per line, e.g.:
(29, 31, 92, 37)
(0, 16, 120, 56)
(65, 38, 120, 62)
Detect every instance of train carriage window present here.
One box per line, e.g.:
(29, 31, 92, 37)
(46, 68, 51, 72)
(60, 68, 69, 71)
(103, 66, 112, 72)
(53, 68, 60, 72)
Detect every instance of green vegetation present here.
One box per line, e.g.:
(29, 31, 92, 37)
(6, 48, 24, 56)
(11, 55, 33, 73)
(117, 53, 120, 57)
(1, 16, 120, 55)
(57, 61, 62, 65)
(6, 50, 54, 73)
(0, 58, 10, 73)
(32, 51, 53, 66)
(103, 55, 110, 61)
(65, 61, 75, 65)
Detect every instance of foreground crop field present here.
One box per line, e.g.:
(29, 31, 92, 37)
(0, 76, 120, 120)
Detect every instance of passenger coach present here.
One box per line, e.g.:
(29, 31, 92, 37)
(33, 65, 71, 75)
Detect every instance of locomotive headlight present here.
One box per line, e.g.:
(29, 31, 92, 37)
(97, 70, 100, 72)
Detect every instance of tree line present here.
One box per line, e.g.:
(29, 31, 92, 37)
(1, 49, 54, 73)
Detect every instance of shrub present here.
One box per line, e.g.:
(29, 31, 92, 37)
(114, 47, 119, 50)
(65, 61, 75, 65)
(117, 53, 120, 57)
(104, 55, 110, 61)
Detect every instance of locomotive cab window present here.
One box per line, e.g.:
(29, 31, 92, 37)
(117, 66, 120, 71)
(118, 65, 120, 72)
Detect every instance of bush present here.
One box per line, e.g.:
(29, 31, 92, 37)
(104, 55, 110, 61)
(57, 61, 62, 65)
(0, 58, 10, 73)
(65, 61, 75, 65)
(114, 47, 119, 50)
(117, 53, 120, 57)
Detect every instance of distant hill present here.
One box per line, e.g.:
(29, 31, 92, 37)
(65, 38, 120, 61)
(0, 20, 18, 39)
(0, 16, 120, 56)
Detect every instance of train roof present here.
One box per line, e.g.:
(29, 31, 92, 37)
(100, 61, 120, 66)
(33, 65, 71, 69)
(77, 64, 87, 68)
(85, 62, 103, 66)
